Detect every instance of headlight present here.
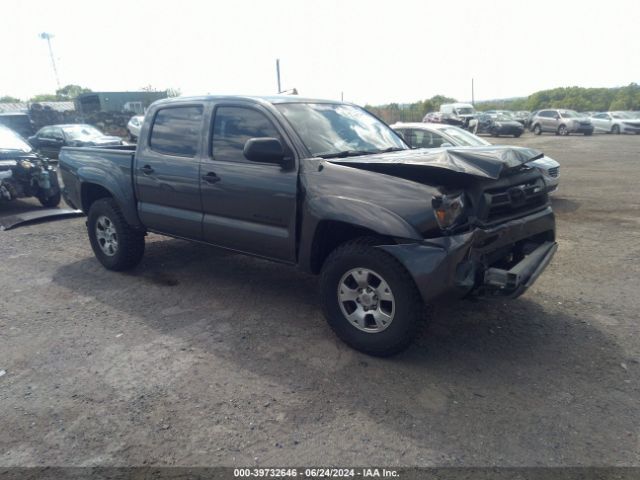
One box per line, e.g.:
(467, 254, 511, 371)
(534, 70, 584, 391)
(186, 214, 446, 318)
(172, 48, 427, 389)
(432, 193, 465, 229)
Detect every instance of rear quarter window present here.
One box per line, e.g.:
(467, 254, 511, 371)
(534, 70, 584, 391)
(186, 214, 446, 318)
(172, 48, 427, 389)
(149, 106, 204, 157)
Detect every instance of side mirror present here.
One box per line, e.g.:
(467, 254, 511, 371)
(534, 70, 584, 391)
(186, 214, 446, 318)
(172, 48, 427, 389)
(243, 137, 286, 165)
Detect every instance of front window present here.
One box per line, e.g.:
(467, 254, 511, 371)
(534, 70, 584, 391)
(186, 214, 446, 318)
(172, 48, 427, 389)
(62, 125, 104, 141)
(0, 126, 32, 152)
(559, 110, 579, 118)
(276, 103, 405, 158)
(439, 127, 490, 147)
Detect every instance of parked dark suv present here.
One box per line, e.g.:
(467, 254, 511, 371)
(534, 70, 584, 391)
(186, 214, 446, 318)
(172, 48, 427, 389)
(530, 109, 593, 136)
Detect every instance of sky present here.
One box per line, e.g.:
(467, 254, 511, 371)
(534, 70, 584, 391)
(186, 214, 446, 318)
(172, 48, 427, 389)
(1, 0, 639, 106)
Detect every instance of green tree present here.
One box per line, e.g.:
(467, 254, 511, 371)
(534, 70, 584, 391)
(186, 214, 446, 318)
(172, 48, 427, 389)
(29, 93, 58, 102)
(0, 95, 21, 103)
(55, 84, 92, 100)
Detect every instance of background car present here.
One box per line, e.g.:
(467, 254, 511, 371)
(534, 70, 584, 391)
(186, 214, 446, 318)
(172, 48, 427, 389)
(421, 111, 442, 123)
(471, 112, 524, 137)
(127, 115, 144, 141)
(590, 111, 640, 134)
(28, 124, 122, 159)
(514, 111, 531, 126)
(0, 112, 34, 138)
(530, 109, 594, 136)
(391, 122, 560, 192)
(439, 103, 477, 128)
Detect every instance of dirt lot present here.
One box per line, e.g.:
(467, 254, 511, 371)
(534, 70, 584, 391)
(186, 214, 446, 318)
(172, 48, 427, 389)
(1, 132, 639, 467)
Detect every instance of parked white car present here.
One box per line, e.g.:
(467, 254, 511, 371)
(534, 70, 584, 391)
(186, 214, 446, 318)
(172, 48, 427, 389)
(590, 111, 640, 134)
(126, 115, 144, 141)
(391, 122, 560, 192)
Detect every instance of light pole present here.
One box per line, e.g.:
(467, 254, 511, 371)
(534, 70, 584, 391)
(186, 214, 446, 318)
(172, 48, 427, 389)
(39, 32, 61, 90)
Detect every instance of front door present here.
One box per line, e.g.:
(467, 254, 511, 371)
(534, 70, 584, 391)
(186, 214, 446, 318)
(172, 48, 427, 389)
(200, 103, 298, 262)
(135, 104, 205, 239)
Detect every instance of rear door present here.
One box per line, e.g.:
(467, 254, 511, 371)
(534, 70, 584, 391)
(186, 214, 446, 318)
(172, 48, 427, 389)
(592, 113, 611, 132)
(135, 104, 205, 239)
(200, 103, 298, 262)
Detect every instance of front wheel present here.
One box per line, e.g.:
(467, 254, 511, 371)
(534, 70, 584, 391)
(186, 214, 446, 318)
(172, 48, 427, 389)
(533, 124, 542, 135)
(612, 125, 620, 135)
(38, 190, 61, 208)
(320, 238, 425, 356)
(87, 198, 145, 271)
(514, 132, 522, 138)
(558, 125, 569, 136)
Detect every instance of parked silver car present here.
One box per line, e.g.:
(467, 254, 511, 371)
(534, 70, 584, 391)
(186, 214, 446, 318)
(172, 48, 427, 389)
(391, 122, 560, 192)
(590, 111, 640, 134)
(530, 109, 594, 136)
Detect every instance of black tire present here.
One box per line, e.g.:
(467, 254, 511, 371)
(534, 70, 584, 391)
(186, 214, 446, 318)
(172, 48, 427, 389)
(558, 124, 569, 136)
(38, 190, 61, 208)
(533, 124, 542, 135)
(584, 130, 593, 136)
(87, 198, 145, 271)
(320, 237, 425, 356)
(514, 132, 522, 138)
(612, 125, 620, 135)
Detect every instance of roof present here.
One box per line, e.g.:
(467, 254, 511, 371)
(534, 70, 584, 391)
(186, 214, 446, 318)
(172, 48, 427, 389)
(390, 122, 462, 131)
(152, 95, 344, 107)
(0, 101, 75, 113)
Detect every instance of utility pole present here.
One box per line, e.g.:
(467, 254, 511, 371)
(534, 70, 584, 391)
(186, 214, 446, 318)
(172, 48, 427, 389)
(471, 78, 475, 106)
(40, 32, 61, 90)
(341, 91, 344, 102)
(276, 59, 282, 94)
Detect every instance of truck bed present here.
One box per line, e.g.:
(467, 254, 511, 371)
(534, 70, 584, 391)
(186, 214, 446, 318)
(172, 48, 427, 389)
(58, 145, 140, 226)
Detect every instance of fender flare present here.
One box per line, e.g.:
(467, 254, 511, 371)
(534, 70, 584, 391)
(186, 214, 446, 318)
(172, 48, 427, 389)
(78, 165, 143, 228)
(298, 195, 421, 272)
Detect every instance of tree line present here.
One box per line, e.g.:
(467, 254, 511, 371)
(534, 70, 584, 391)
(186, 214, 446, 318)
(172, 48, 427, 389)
(0, 85, 181, 104)
(364, 83, 640, 123)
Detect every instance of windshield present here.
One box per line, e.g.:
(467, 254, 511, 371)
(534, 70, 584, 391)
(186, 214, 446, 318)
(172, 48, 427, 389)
(61, 125, 104, 141)
(276, 103, 406, 157)
(439, 127, 491, 147)
(495, 113, 515, 121)
(455, 107, 475, 115)
(559, 110, 579, 118)
(611, 112, 633, 119)
(0, 125, 32, 152)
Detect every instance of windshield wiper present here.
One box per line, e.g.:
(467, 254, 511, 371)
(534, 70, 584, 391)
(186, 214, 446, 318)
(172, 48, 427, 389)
(376, 147, 405, 153)
(316, 150, 376, 159)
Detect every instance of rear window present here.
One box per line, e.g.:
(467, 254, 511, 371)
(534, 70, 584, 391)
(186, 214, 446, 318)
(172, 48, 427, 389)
(149, 106, 203, 157)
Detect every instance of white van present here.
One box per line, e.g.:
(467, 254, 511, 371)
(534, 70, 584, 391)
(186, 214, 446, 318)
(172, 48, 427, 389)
(439, 103, 476, 127)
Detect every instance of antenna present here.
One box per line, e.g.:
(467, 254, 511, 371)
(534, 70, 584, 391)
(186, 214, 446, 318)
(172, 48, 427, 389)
(40, 32, 61, 90)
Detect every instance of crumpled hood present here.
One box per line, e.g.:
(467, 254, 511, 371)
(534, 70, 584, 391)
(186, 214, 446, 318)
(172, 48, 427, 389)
(328, 146, 544, 180)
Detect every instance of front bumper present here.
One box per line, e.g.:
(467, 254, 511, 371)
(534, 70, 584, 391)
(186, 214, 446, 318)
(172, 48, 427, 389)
(379, 207, 556, 303)
(622, 124, 640, 134)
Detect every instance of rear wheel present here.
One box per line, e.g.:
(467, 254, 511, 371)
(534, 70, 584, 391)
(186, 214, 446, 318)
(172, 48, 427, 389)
(533, 124, 542, 135)
(87, 198, 145, 271)
(558, 125, 568, 136)
(514, 132, 522, 138)
(612, 125, 620, 135)
(320, 238, 425, 356)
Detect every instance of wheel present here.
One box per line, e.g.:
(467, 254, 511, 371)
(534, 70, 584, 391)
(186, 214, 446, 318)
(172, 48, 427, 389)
(533, 124, 542, 135)
(320, 238, 425, 356)
(584, 130, 593, 136)
(514, 132, 522, 138)
(491, 129, 499, 137)
(87, 198, 145, 271)
(558, 125, 568, 136)
(612, 125, 620, 135)
(38, 190, 61, 208)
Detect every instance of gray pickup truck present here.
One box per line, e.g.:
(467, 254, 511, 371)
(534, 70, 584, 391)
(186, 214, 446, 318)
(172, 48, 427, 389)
(59, 95, 557, 356)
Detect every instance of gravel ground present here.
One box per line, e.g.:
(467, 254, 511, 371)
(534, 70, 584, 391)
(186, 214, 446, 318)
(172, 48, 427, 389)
(0, 133, 639, 467)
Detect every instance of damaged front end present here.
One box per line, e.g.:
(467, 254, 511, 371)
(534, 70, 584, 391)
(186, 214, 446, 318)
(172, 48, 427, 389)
(0, 155, 61, 206)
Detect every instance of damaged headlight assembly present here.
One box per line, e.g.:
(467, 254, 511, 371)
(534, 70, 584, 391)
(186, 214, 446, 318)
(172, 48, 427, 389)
(432, 192, 466, 230)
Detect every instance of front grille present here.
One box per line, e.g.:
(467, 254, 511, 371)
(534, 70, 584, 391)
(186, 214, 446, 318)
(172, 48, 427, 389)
(480, 179, 548, 224)
(548, 167, 559, 178)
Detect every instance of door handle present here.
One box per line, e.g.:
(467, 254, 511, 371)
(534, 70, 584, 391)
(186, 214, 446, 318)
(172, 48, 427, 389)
(140, 165, 154, 175)
(202, 172, 221, 184)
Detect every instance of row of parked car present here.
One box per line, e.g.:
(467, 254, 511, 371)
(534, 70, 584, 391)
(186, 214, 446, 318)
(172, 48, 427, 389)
(422, 103, 640, 137)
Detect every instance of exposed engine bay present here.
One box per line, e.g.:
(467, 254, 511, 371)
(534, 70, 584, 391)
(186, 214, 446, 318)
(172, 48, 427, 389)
(0, 154, 61, 208)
